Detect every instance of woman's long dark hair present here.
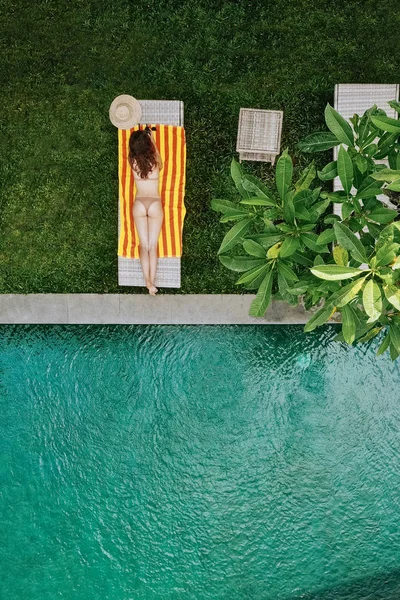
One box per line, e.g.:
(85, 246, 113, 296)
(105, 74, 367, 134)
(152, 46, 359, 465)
(128, 129, 160, 179)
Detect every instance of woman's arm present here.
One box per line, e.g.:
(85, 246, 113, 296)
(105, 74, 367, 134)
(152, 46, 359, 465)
(150, 130, 163, 170)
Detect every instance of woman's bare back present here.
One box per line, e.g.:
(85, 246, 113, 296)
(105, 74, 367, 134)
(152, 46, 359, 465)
(133, 166, 160, 198)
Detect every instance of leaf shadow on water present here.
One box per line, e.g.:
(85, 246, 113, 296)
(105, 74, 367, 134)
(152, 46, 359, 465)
(285, 566, 400, 600)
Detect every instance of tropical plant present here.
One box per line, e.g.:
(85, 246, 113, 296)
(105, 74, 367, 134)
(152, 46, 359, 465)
(298, 100, 400, 231)
(212, 100, 400, 359)
(305, 221, 400, 359)
(212, 153, 334, 317)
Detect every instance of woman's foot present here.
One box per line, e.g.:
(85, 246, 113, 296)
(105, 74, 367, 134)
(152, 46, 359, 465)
(146, 281, 158, 296)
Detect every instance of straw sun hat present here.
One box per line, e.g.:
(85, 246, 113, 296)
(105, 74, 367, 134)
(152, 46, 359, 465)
(109, 94, 142, 129)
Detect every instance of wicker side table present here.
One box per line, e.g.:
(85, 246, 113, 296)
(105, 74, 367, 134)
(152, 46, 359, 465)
(236, 108, 283, 165)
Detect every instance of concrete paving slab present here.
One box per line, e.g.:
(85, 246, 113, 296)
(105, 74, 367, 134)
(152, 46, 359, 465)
(263, 299, 311, 324)
(0, 294, 68, 324)
(0, 294, 339, 325)
(119, 294, 172, 324)
(67, 294, 120, 324)
(169, 295, 255, 323)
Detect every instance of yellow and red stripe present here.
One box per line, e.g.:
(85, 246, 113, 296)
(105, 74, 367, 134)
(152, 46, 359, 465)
(117, 124, 186, 258)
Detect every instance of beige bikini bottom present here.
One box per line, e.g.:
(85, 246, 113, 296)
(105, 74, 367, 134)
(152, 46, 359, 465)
(135, 197, 162, 211)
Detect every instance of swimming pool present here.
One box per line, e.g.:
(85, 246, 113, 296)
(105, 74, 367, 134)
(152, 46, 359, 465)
(1, 325, 400, 599)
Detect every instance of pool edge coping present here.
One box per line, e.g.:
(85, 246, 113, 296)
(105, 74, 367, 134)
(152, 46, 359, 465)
(0, 294, 341, 325)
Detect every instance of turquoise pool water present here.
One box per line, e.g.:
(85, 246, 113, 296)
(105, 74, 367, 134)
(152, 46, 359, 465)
(1, 325, 400, 600)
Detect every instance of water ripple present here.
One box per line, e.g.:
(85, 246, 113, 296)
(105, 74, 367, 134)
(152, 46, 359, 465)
(1, 324, 400, 600)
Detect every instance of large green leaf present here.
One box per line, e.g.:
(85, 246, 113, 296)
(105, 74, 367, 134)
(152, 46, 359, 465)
(230, 158, 250, 199)
(371, 115, 400, 134)
(316, 228, 336, 245)
(283, 190, 296, 225)
(390, 342, 400, 360)
(297, 131, 340, 153)
(357, 326, 382, 343)
(323, 191, 348, 204)
(355, 185, 383, 200)
(308, 199, 330, 222)
(336, 276, 367, 307)
(220, 208, 252, 222)
(217, 218, 253, 255)
(367, 207, 397, 224)
(388, 149, 399, 170)
(241, 175, 275, 200)
(386, 179, 400, 192)
(370, 168, 400, 182)
(301, 232, 330, 254)
(293, 189, 314, 207)
(267, 242, 282, 259)
(250, 233, 282, 248)
(388, 100, 400, 115)
(341, 202, 353, 220)
(211, 199, 239, 213)
(279, 236, 300, 257)
(375, 133, 400, 159)
(294, 162, 316, 191)
(230, 157, 243, 186)
(389, 323, 400, 354)
(357, 175, 383, 194)
(325, 103, 355, 147)
(311, 265, 365, 281)
(240, 197, 276, 206)
(276, 149, 293, 201)
(376, 243, 399, 267)
(333, 222, 368, 263)
(383, 284, 400, 311)
(304, 303, 335, 332)
(291, 251, 314, 267)
(362, 279, 382, 321)
(249, 269, 274, 317)
(277, 261, 298, 282)
(295, 205, 312, 221)
(341, 304, 357, 344)
(286, 282, 309, 295)
(337, 146, 354, 194)
(333, 245, 349, 266)
(357, 114, 371, 145)
(245, 266, 272, 290)
(354, 154, 369, 174)
(318, 161, 338, 181)
(321, 278, 367, 311)
(277, 273, 298, 305)
(242, 239, 267, 258)
(219, 255, 265, 272)
(376, 224, 394, 252)
(236, 263, 270, 286)
(377, 331, 391, 356)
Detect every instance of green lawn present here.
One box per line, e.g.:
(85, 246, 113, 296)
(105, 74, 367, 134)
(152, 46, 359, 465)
(1, 0, 399, 293)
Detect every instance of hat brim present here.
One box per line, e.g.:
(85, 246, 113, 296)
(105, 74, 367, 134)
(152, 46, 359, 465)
(109, 95, 142, 130)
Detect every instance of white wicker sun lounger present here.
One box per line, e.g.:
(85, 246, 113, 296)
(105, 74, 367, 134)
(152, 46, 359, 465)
(236, 108, 283, 164)
(333, 83, 400, 216)
(118, 100, 184, 288)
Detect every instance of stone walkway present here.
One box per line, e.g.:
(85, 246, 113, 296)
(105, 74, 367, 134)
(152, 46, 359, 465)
(0, 294, 321, 324)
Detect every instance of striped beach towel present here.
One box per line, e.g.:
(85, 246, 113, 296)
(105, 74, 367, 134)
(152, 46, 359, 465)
(118, 124, 186, 258)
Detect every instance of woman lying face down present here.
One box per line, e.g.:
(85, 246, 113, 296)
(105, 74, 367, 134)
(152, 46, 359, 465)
(128, 128, 164, 296)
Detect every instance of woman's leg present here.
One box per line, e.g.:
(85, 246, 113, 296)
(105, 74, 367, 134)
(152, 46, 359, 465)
(147, 200, 164, 293)
(133, 200, 151, 288)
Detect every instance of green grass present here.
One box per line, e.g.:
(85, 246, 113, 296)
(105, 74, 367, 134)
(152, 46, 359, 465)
(1, 0, 399, 293)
